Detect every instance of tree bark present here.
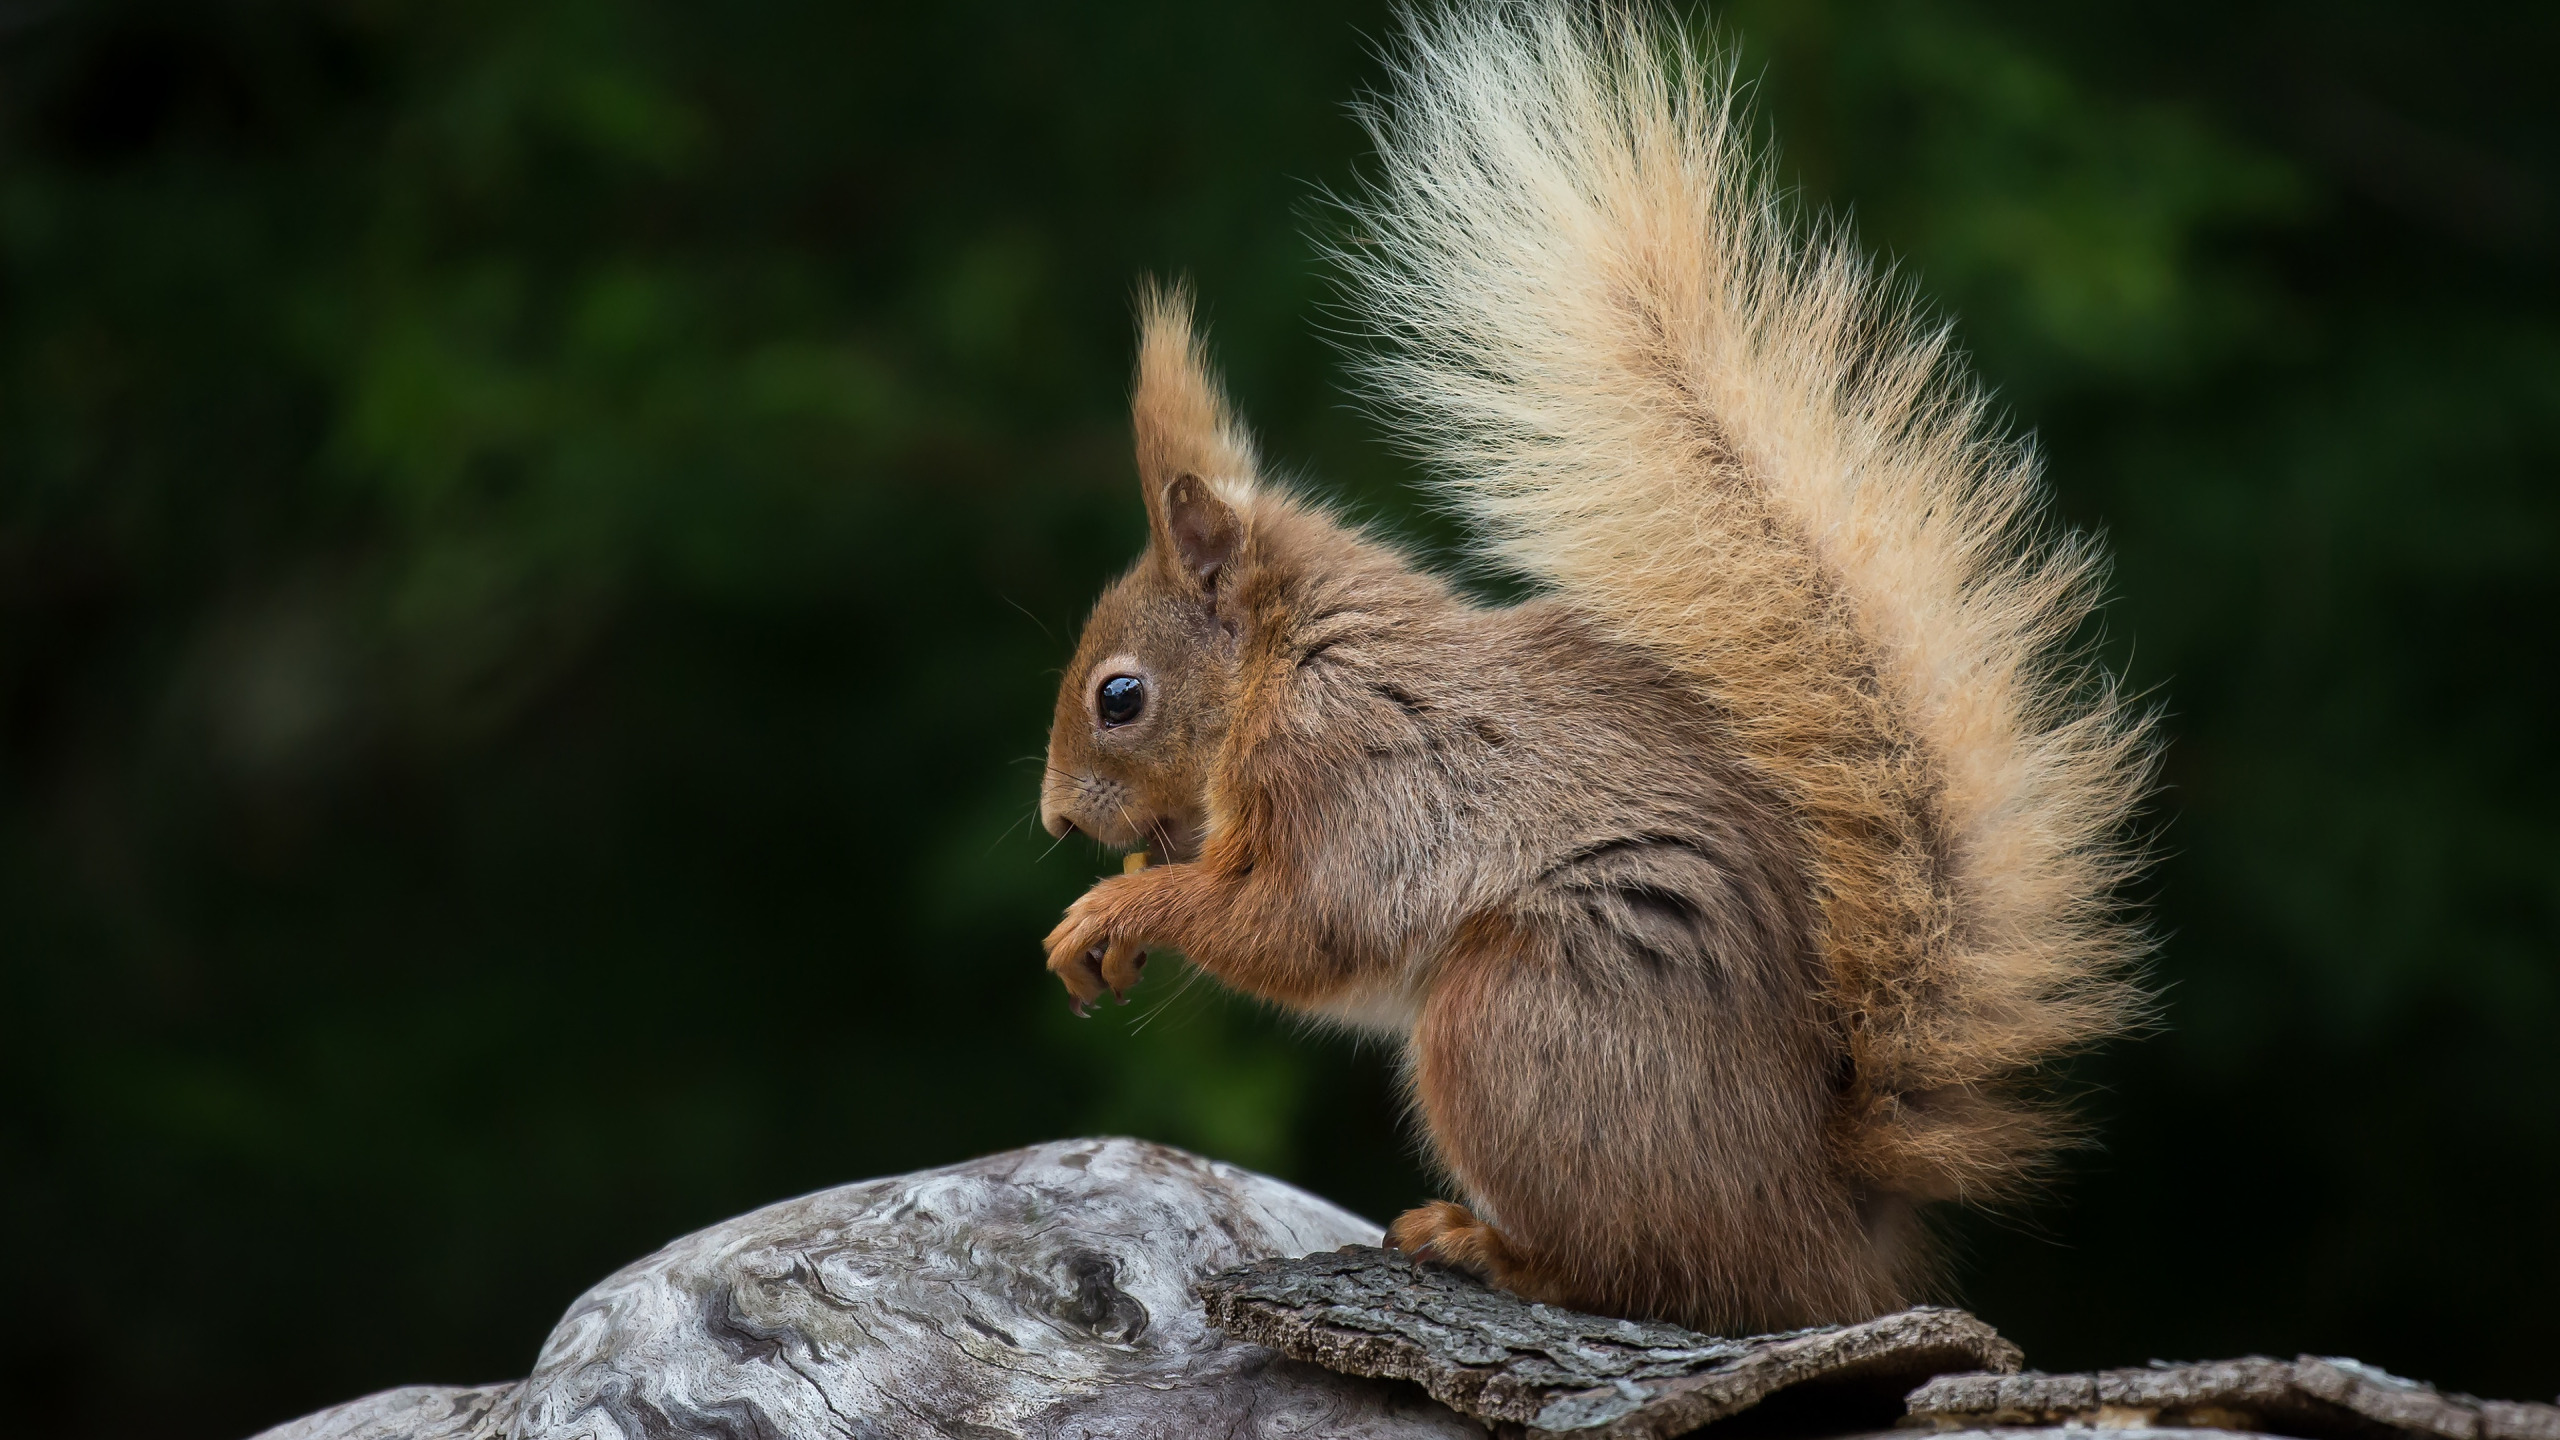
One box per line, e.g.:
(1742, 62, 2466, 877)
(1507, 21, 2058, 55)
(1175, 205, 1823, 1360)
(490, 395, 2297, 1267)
(1908, 1356, 2560, 1440)
(1196, 1246, 2021, 1439)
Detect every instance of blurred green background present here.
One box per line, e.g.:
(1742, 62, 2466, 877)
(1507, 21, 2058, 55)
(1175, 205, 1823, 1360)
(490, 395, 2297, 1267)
(2, 1, 2552, 1435)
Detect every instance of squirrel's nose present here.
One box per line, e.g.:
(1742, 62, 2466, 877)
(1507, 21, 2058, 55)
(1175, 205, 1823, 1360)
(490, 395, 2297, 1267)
(1042, 807, 1076, 840)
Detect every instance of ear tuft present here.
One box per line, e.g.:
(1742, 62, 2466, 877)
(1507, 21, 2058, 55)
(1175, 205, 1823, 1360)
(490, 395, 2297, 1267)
(1163, 473, 1241, 591)
(1133, 280, 1259, 590)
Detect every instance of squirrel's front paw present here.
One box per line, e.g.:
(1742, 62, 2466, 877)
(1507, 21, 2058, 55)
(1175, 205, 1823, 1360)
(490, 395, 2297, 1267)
(1043, 881, 1151, 1017)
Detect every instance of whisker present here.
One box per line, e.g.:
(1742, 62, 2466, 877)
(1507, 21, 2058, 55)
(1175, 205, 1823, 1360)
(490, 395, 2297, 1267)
(1130, 958, 1215, 1035)
(983, 804, 1044, 858)
(996, 591, 1055, 643)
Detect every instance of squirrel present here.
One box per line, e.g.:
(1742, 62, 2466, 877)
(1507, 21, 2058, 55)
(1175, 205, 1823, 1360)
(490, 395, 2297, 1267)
(1037, 2, 2152, 1334)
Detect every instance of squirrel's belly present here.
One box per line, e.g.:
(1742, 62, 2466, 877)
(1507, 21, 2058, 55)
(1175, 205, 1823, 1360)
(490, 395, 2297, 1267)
(1303, 980, 1425, 1037)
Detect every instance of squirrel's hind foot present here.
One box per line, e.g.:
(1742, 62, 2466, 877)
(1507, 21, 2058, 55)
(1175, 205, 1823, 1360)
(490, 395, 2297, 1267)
(1389, 1201, 1539, 1292)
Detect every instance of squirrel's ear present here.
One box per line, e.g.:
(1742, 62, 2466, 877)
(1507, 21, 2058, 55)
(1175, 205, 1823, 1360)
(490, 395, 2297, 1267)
(1162, 473, 1241, 591)
(1132, 278, 1258, 594)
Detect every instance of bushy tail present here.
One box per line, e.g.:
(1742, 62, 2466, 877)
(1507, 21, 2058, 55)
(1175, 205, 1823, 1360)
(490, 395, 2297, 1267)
(1335, 2, 2155, 1203)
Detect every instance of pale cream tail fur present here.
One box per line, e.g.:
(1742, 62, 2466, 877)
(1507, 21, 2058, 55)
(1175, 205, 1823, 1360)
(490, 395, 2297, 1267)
(1336, 2, 2156, 1202)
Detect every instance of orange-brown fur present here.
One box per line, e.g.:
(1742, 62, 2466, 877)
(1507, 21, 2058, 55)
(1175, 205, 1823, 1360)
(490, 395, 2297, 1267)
(1040, 2, 2152, 1334)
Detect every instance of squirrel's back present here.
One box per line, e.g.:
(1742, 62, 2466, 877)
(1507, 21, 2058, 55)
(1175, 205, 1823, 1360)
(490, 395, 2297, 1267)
(1336, 2, 2155, 1208)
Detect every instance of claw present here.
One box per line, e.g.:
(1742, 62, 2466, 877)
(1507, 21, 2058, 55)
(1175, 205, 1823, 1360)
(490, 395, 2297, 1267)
(1050, 948, 1105, 1015)
(1101, 936, 1148, 1001)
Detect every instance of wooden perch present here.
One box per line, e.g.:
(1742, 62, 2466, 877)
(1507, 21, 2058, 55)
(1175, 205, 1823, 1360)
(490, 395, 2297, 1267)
(247, 1138, 2560, 1440)
(252, 1385, 520, 1440)
(1907, 1356, 2560, 1440)
(254, 1139, 1483, 1440)
(1195, 1246, 2021, 1439)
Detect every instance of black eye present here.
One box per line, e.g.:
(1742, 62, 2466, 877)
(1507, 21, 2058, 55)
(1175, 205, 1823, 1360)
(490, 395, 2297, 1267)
(1096, 674, 1147, 727)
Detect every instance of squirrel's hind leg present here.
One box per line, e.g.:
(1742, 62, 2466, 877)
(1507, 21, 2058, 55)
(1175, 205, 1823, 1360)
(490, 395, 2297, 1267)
(1405, 903, 1873, 1331)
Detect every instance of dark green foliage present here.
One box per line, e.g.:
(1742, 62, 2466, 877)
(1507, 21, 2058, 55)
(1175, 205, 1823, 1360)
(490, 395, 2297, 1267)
(0, 3, 2549, 1435)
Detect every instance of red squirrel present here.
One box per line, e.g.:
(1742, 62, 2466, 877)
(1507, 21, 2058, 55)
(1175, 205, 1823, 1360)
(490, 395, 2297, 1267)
(1037, 2, 2152, 1334)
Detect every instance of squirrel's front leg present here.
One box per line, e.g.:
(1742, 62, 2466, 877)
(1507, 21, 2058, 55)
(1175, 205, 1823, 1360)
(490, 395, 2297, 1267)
(1044, 864, 1198, 1015)
(1044, 858, 1340, 1014)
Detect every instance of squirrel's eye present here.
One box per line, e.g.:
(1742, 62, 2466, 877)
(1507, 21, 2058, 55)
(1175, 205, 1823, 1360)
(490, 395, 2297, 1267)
(1097, 674, 1147, 727)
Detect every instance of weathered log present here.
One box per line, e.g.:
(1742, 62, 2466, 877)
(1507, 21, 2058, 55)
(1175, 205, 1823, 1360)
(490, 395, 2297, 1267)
(1907, 1356, 2560, 1440)
(253, 1138, 1484, 1440)
(250, 1385, 521, 1440)
(1194, 1245, 2021, 1439)
(247, 1136, 2560, 1440)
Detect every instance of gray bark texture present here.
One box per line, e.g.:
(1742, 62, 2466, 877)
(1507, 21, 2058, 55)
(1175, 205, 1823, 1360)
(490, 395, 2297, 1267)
(1195, 1246, 2020, 1439)
(1907, 1357, 2560, 1440)
(252, 1138, 1484, 1440)
(245, 1136, 2560, 1440)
